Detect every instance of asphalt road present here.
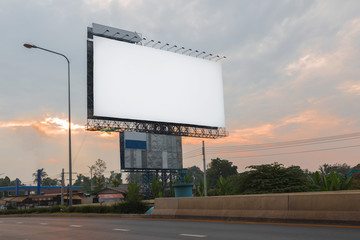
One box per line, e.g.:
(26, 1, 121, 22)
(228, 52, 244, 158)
(0, 217, 359, 240)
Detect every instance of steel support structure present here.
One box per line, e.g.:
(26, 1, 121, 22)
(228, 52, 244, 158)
(124, 169, 181, 199)
(86, 119, 228, 138)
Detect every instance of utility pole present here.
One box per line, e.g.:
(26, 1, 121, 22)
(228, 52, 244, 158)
(61, 168, 64, 205)
(88, 166, 93, 192)
(23, 43, 73, 206)
(202, 141, 207, 196)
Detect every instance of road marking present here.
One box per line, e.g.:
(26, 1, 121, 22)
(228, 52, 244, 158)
(180, 234, 207, 238)
(40, 223, 48, 225)
(113, 228, 130, 231)
(54, 216, 360, 229)
(70, 225, 82, 228)
(16, 222, 23, 224)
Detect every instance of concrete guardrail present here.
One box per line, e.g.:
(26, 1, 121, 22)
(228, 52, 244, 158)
(152, 190, 360, 223)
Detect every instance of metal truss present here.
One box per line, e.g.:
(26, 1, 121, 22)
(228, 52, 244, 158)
(124, 169, 178, 200)
(86, 119, 228, 138)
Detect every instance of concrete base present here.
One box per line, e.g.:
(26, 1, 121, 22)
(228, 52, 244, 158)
(152, 191, 360, 224)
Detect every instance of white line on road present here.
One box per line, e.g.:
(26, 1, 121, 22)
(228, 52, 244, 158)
(70, 225, 82, 228)
(40, 223, 48, 225)
(180, 233, 207, 238)
(113, 228, 130, 232)
(16, 222, 23, 224)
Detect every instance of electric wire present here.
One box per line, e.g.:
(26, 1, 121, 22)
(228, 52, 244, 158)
(182, 131, 360, 160)
(227, 143, 360, 159)
(206, 132, 360, 151)
(206, 136, 360, 154)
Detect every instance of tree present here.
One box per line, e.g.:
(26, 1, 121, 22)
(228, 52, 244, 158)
(186, 166, 203, 185)
(107, 171, 122, 187)
(10, 178, 22, 186)
(90, 159, 107, 191)
(311, 171, 353, 191)
(236, 162, 313, 194)
(195, 178, 209, 197)
(32, 168, 48, 184)
(217, 176, 233, 195)
(0, 176, 11, 186)
(126, 172, 143, 184)
(74, 174, 91, 192)
(42, 177, 59, 186)
(319, 163, 351, 176)
(32, 168, 59, 186)
(149, 178, 165, 199)
(125, 182, 143, 203)
(206, 158, 238, 188)
(93, 159, 107, 177)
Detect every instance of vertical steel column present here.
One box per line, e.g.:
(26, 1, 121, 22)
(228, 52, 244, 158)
(15, 179, 19, 196)
(202, 141, 207, 196)
(37, 169, 41, 195)
(61, 168, 64, 205)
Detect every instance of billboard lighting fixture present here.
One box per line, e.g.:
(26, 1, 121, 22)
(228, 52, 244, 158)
(112, 32, 120, 37)
(102, 29, 110, 34)
(189, 50, 199, 56)
(182, 48, 192, 54)
(216, 56, 227, 61)
(160, 43, 169, 49)
(175, 47, 185, 53)
(144, 39, 154, 46)
(128, 36, 138, 41)
(210, 55, 220, 60)
(203, 53, 212, 59)
(167, 45, 177, 51)
(152, 41, 161, 47)
(196, 51, 206, 57)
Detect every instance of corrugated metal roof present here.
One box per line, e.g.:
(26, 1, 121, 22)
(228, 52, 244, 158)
(99, 193, 124, 199)
(7, 196, 30, 203)
(64, 195, 84, 200)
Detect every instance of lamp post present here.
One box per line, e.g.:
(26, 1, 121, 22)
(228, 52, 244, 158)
(23, 43, 73, 206)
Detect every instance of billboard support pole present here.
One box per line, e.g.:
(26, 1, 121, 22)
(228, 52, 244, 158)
(202, 141, 207, 197)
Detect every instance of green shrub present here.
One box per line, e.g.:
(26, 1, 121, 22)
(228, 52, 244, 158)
(0, 201, 150, 215)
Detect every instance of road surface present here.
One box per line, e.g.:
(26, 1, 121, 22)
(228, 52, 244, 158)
(0, 216, 359, 239)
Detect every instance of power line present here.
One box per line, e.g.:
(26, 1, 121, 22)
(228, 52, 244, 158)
(206, 132, 360, 151)
(225, 144, 360, 159)
(183, 153, 202, 159)
(183, 147, 202, 156)
(206, 136, 360, 154)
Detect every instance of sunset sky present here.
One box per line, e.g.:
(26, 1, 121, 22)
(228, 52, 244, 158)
(0, 0, 359, 184)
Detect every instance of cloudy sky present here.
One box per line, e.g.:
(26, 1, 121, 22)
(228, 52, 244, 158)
(1, 0, 359, 184)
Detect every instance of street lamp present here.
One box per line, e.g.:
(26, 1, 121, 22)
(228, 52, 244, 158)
(23, 43, 73, 206)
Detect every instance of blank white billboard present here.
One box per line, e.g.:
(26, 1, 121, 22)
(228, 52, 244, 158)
(93, 35, 225, 128)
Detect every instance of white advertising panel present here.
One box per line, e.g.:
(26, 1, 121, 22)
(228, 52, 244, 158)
(93, 35, 225, 128)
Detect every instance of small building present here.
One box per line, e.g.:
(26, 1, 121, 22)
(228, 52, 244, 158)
(96, 185, 127, 203)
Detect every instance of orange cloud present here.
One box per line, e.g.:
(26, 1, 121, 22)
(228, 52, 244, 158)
(184, 110, 344, 148)
(41, 158, 57, 163)
(338, 82, 360, 96)
(0, 117, 85, 136)
(285, 54, 327, 76)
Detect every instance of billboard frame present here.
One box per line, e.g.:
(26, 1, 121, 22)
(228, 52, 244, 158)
(86, 23, 228, 138)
